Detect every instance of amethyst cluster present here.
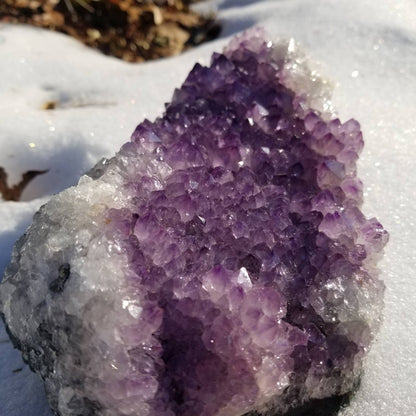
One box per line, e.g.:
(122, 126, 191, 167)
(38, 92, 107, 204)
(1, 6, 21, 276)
(0, 29, 387, 416)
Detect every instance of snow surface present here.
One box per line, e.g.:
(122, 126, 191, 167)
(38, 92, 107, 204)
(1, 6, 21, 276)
(0, 0, 415, 415)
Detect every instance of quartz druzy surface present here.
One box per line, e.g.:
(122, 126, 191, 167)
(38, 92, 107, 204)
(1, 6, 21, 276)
(0, 29, 387, 416)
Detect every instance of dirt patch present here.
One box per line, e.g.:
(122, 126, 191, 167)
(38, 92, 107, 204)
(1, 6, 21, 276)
(0, 0, 220, 62)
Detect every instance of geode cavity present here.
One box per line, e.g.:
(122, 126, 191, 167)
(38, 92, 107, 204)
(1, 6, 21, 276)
(0, 29, 387, 416)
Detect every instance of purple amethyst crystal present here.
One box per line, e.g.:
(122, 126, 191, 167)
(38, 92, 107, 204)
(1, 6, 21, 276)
(0, 29, 387, 416)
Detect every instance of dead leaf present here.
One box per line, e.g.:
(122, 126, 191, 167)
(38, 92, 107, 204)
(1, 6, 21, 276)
(42, 100, 57, 110)
(0, 167, 49, 201)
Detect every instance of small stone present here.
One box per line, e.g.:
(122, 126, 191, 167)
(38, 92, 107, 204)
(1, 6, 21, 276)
(0, 28, 387, 416)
